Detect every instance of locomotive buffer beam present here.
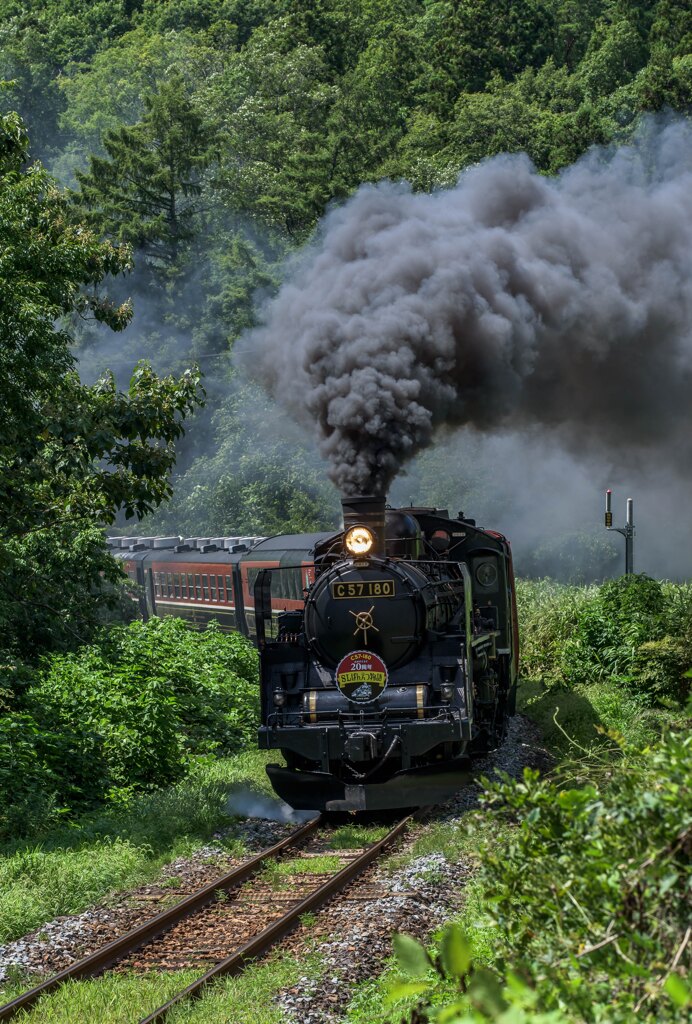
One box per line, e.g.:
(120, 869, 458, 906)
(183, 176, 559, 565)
(266, 758, 474, 812)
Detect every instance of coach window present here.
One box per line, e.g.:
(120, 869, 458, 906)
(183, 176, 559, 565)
(195, 574, 202, 599)
(166, 573, 174, 597)
(154, 572, 161, 598)
(210, 575, 217, 601)
(187, 573, 195, 598)
(225, 576, 233, 604)
(180, 574, 188, 599)
(202, 574, 209, 600)
(174, 573, 181, 598)
(217, 575, 225, 602)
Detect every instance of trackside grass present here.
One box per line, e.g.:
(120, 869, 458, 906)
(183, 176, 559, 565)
(0, 750, 274, 945)
(0, 952, 323, 1023)
(515, 576, 691, 749)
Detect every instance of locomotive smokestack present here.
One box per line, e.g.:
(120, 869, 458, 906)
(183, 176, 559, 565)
(341, 494, 386, 558)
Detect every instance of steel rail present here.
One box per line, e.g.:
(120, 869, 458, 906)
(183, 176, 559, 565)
(138, 814, 413, 1023)
(0, 815, 321, 1022)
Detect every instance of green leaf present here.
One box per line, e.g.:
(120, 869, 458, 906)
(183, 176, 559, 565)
(392, 933, 433, 978)
(436, 1002, 477, 1024)
(468, 968, 508, 1016)
(385, 979, 431, 1005)
(664, 973, 691, 1008)
(440, 923, 473, 980)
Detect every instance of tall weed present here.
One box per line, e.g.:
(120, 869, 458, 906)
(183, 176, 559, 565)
(517, 575, 692, 705)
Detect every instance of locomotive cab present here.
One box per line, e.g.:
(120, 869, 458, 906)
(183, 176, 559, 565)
(256, 495, 518, 812)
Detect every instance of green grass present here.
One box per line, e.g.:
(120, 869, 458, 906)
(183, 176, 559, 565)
(327, 824, 391, 849)
(518, 672, 688, 757)
(515, 576, 691, 754)
(260, 853, 345, 888)
(0, 750, 274, 946)
(0, 952, 325, 1023)
(274, 854, 344, 875)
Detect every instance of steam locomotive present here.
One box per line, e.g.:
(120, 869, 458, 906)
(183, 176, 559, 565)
(255, 496, 519, 812)
(110, 495, 518, 813)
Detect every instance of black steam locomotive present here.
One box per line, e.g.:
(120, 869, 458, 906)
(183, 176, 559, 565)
(110, 496, 519, 812)
(255, 496, 519, 812)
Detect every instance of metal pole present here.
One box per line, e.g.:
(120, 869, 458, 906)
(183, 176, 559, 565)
(625, 498, 634, 575)
(604, 491, 635, 575)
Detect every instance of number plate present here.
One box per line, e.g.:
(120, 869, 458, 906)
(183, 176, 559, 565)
(331, 580, 395, 599)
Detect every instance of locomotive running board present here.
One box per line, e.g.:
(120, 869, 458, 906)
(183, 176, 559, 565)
(266, 763, 473, 812)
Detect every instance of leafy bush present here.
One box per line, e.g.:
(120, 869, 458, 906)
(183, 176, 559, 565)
(517, 576, 692, 706)
(0, 714, 61, 837)
(478, 731, 692, 1022)
(390, 925, 573, 1022)
(0, 618, 259, 836)
(515, 579, 593, 685)
(391, 731, 692, 1023)
(562, 575, 692, 702)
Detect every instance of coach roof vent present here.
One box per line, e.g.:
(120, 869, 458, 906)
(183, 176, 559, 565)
(222, 537, 241, 549)
(152, 537, 180, 549)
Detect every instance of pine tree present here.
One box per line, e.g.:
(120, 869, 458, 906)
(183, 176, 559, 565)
(76, 75, 215, 273)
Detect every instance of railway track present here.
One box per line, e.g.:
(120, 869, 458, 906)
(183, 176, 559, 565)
(0, 814, 412, 1023)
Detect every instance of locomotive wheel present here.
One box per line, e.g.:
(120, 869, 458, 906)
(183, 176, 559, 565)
(470, 703, 508, 755)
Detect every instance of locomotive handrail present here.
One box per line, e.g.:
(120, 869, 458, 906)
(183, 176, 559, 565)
(254, 567, 273, 648)
(265, 704, 459, 726)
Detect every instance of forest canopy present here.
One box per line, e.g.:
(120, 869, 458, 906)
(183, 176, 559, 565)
(1, 0, 690, 559)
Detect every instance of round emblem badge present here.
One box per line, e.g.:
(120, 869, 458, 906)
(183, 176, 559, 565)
(335, 650, 388, 703)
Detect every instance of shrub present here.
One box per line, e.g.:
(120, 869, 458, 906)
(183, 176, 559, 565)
(477, 731, 692, 1022)
(391, 730, 692, 1023)
(0, 618, 259, 836)
(0, 714, 61, 837)
(515, 579, 592, 684)
(517, 576, 692, 707)
(562, 575, 692, 702)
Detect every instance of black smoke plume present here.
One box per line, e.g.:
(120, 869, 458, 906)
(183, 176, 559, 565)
(245, 118, 692, 496)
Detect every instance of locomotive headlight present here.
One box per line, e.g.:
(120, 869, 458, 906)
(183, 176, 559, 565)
(273, 688, 287, 707)
(344, 525, 374, 556)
